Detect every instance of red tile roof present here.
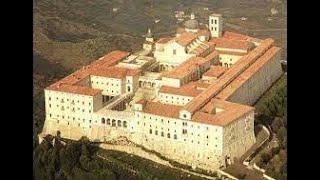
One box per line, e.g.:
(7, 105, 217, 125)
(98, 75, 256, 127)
(159, 85, 203, 97)
(162, 51, 219, 80)
(222, 31, 263, 43)
(53, 85, 102, 96)
(46, 50, 131, 96)
(161, 57, 211, 79)
(222, 31, 249, 40)
(210, 37, 254, 51)
(190, 41, 215, 56)
(184, 38, 274, 114)
(216, 46, 281, 100)
(159, 79, 211, 97)
(91, 66, 140, 79)
(156, 37, 173, 44)
(175, 33, 198, 46)
(203, 65, 228, 78)
(192, 99, 254, 126)
(137, 100, 183, 119)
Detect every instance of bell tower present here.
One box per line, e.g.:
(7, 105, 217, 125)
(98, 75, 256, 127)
(145, 28, 154, 43)
(209, 14, 223, 38)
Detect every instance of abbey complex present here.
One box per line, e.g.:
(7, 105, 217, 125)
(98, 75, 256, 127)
(39, 13, 283, 171)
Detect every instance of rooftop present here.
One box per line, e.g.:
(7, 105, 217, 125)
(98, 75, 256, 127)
(161, 56, 210, 79)
(51, 85, 102, 96)
(156, 37, 173, 44)
(159, 80, 211, 97)
(46, 50, 130, 95)
(191, 99, 254, 126)
(184, 38, 274, 114)
(136, 99, 183, 119)
(203, 65, 228, 78)
(91, 66, 140, 79)
(216, 46, 281, 100)
(210, 37, 254, 51)
(175, 32, 198, 47)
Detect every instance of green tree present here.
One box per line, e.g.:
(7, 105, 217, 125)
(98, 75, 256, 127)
(271, 117, 283, 133)
(261, 152, 272, 164)
(271, 146, 280, 156)
(276, 126, 287, 142)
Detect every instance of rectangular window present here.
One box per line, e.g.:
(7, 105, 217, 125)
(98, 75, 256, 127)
(173, 49, 176, 55)
(182, 129, 187, 134)
(215, 19, 217, 24)
(211, 19, 213, 24)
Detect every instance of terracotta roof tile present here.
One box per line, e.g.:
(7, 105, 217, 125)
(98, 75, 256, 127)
(159, 80, 211, 97)
(222, 31, 263, 43)
(175, 33, 198, 46)
(46, 50, 130, 95)
(216, 46, 281, 100)
(184, 38, 274, 114)
(159, 85, 203, 97)
(162, 57, 211, 79)
(203, 65, 228, 78)
(49, 85, 102, 96)
(191, 98, 254, 126)
(91, 67, 140, 79)
(210, 37, 253, 51)
(156, 37, 173, 44)
(139, 100, 183, 119)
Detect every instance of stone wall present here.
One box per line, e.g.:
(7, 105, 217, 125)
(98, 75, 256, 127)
(225, 49, 282, 106)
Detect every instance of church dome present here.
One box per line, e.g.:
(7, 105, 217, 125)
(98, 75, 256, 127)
(185, 19, 199, 30)
(184, 12, 199, 30)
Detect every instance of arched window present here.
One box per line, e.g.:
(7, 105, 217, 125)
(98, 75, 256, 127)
(174, 134, 177, 139)
(112, 119, 116, 126)
(155, 130, 158, 135)
(161, 132, 164, 137)
(167, 133, 170, 138)
(149, 129, 152, 134)
(224, 63, 228, 67)
(107, 118, 110, 125)
(117, 120, 122, 127)
(101, 118, 105, 124)
(123, 121, 127, 128)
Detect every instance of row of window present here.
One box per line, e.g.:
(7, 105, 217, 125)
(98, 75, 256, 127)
(102, 89, 119, 94)
(48, 104, 92, 113)
(56, 120, 93, 129)
(149, 129, 178, 139)
(160, 94, 190, 101)
(48, 97, 91, 106)
(211, 19, 218, 25)
(92, 76, 120, 81)
(92, 81, 119, 87)
(136, 117, 214, 131)
(49, 114, 95, 123)
(101, 118, 127, 128)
